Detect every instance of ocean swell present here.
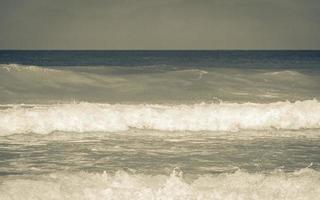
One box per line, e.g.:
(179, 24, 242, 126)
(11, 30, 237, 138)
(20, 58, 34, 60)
(0, 100, 320, 135)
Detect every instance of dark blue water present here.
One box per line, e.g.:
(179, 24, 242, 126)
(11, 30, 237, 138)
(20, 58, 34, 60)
(1, 50, 320, 69)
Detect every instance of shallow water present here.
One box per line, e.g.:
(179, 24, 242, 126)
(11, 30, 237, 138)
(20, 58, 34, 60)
(1, 132, 320, 176)
(1, 132, 320, 199)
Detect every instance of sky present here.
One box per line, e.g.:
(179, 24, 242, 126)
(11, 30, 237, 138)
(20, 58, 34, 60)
(0, 0, 319, 50)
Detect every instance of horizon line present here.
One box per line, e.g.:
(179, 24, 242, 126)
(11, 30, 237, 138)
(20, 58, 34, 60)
(1, 49, 320, 51)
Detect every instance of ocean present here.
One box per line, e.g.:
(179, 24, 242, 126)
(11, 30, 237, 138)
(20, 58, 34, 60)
(0, 50, 320, 199)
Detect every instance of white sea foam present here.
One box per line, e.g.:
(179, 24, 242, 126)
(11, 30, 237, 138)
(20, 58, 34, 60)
(0, 64, 59, 73)
(264, 70, 302, 76)
(0, 168, 319, 200)
(0, 100, 320, 135)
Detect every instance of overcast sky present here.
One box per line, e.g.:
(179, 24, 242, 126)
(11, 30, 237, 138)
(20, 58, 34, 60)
(0, 0, 319, 49)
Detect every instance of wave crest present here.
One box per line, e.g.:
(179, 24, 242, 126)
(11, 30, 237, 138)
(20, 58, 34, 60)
(0, 100, 320, 135)
(0, 64, 59, 73)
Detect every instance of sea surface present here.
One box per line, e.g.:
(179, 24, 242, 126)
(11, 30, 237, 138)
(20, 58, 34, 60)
(0, 50, 320, 199)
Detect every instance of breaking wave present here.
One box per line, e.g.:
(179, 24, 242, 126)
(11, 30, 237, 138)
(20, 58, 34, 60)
(0, 168, 319, 200)
(0, 63, 58, 73)
(0, 100, 320, 135)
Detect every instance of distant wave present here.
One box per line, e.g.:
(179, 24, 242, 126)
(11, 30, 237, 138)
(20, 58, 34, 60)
(0, 168, 319, 200)
(262, 70, 308, 80)
(174, 69, 208, 79)
(264, 70, 302, 76)
(0, 64, 59, 73)
(0, 100, 320, 135)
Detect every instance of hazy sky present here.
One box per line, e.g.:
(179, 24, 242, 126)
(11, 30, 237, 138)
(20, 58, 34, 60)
(0, 0, 319, 49)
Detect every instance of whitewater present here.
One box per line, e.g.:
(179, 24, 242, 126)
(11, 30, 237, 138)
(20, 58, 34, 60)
(1, 100, 320, 135)
(0, 50, 320, 200)
(1, 168, 320, 200)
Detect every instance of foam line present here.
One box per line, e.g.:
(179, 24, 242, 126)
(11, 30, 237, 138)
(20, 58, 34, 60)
(0, 100, 320, 135)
